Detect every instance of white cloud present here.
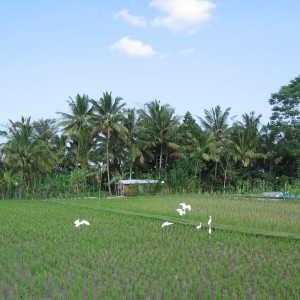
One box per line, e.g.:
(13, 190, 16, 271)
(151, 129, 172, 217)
(180, 48, 196, 56)
(114, 9, 147, 27)
(150, 0, 216, 31)
(110, 36, 156, 57)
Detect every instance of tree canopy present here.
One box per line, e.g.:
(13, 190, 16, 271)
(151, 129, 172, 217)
(1, 76, 300, 198)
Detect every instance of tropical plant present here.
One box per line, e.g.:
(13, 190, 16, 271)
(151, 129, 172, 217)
(268, 75, 300, 177)
(123, 109, 144, 179)
(198, 105, 232, 177)
(137, 100, 181, 178)
(198, 105, 232, 142)
(1, 117, 57, 187)
(90, 92, 127, 194)
(229, 112, 265, 168)
(57, 94, 94, 170)
(57, 94, 93, 134)
(185, 130, 214, 182)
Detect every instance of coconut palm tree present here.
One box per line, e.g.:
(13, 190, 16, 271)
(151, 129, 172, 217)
(198, 105, 232, 176)
(259, 126, 276, 175)
(90, 92, 127, 194)
(199, 105, 232, 142)
(123, 109, 144, 179)
(2, 117, 57, 186)
(57, 94, 93, 134)
(185, 130, 214, 181)
(229, 112, 265, 168)
(137, 100, 181, 178)
(238, 111, 262, 141)
(57, 94, 94, 170)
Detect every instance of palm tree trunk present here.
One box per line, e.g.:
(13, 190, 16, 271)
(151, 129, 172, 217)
(129, 164, 133, 179)
(214, 161, 218, 177)
(106, 138, 111, 194)
(159, 144, 163, 179)
(194, 161, 199, 180)
(223, 165, 228, 193)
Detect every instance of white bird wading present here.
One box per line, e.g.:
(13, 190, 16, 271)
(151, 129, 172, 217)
(74, 219, 90, 227)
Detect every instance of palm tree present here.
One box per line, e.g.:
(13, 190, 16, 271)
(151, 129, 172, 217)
(1, 170, 23, 198)
(199, 105, 232, 142)
(218, 140, 238, 192)
(2, 117, 57, 186)
(72, 130, 94, 170)
(185, 130, 214, 183)
(137, 100, 181, 178)
(239, 111, 262, 141)
(57, 94, 94, 170)
(198, 105, 232, 176)
(259, 126, 276, 175)
(229, 112, 265, 168)
(90, 92, 127, 194)
(123, 109, 144, 179)
(57, 94, 93, 134)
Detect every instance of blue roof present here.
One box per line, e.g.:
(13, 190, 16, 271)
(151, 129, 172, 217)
(118, 179, 160, 185)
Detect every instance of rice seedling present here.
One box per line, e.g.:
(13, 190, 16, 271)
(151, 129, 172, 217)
(66, 194, 300, 237)
(0, 197, 299, 299)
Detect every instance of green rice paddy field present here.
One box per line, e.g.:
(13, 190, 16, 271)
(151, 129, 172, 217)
(0, 194, 299, 299)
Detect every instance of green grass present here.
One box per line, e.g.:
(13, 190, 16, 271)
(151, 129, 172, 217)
(59, 194, 300, 238)
(0, 196, 299, 299)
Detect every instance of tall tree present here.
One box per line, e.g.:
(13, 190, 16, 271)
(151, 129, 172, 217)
(2, 117, 57, 185)
(138, 100, 181, 178)
(268, 75, 300, 176)
(90, 92, 127, 194)
(179, 111, 203, 140)
(57, 94, 94, 170)
(239, 111, 262, 138)
(32, 119, 59, 144)
(185, 130, 214, 183)
(57, 94, 93, 134)
(269, 75, 300, 131)
(123, 109, 144, 179)
(198, 105, 232, 176)
(258, 126, 276, 176)
(199, 105, 232, 142)
(229, 111, 264, 168)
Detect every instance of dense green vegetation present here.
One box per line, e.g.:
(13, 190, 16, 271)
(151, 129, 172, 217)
(0, 195, 299, 299)
(0, 75, 300, 198)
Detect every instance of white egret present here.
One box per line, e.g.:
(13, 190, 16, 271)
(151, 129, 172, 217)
(208, 227, 212, 234)
(74, 219, 90, 227)
(161, 221, 173, 228)
(179, 203, 192, 211)
(176, 208, 186, 216)
(208, 216, 212, 226)
(196, 223, 202, 230)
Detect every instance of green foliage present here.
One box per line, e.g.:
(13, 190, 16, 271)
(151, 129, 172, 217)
(268, 75, 300, 177)
(198, 105, 232, 142)
(269, 75, 300, 129)
(1, 117, 57, 185)
(57, 94, 93, 134)
(167, 158, 198, 193)
(124, 182, 163, 196)
(137, 99, 181, 173)
(90, 92, 127, 194)
(279, 178, 300, 195)
(179, 111, 203, 140)
(1, 77, 300, 198)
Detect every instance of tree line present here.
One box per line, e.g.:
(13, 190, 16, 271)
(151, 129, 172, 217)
(0, 75, 299, 198)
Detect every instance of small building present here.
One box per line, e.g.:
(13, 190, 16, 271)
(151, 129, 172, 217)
(117, 179, 162, 196)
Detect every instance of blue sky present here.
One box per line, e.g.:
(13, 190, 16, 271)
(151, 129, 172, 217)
(1, 0, 299, 126)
